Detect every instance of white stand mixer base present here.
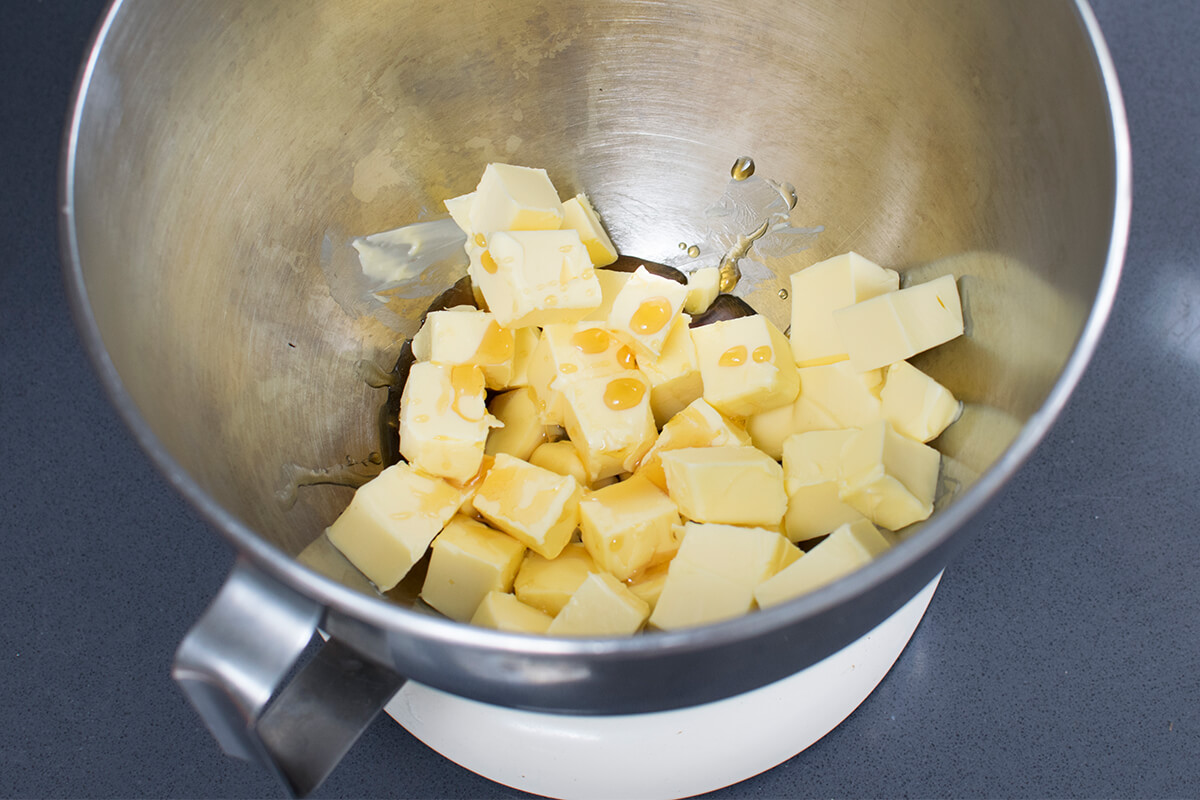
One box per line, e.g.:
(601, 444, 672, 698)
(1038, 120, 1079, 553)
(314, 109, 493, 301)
(386, 574, 940, 800)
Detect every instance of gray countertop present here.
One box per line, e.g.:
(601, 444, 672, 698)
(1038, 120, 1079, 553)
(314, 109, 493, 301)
(2, 1, 1196, 797)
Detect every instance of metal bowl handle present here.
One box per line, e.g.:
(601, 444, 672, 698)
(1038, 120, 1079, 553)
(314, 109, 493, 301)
(172, 559, 407, 796)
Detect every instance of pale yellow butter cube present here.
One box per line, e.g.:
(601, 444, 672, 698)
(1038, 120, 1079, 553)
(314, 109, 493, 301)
(627, 562, 671, 612)
(838, 419, 941, 530)
(796, 362, 883, 429)
(485, 387, 548, 462)
(472, 453, 582, 559)
(505, 326, 540, 389)
(468, 229, 602, 328)
(581, 269, 632, 322)
(638, 314, 704, 427)
(513, 542, 599, 615)
(880, 360, 962, 442)
(420, 515, 526, 622)
(411, 308, 515, 389)
(788, 251, 899, 366)
(782, 429, 859, 496)
(692, 314, 799, 418)
(560, 371, 658, 483)
(444, 191, 476, 235)
(546, 573, 650, 637)
(744, 392, 840, 461)
(684, 266, 721, 315)
(469, 163, 564, 234)
(659, 446, 787, 528)
(783, 481, 867, 543)
(528, 440, 590, 488)
(326, 463, 468, 591)
(526, 322, 637, 425)
(649, 559, 754, 630)
(832, 274, 964, 371)
(636, 399, 751, 491)
(755, 519, 892, 608)
(398, 363, 497, 482)
(673, 522, 799, 585)
(470, 591, 554, 634)
(606, 265, 689, 358)
(560, 194, 618, 267)
(579, 474, 681, 581)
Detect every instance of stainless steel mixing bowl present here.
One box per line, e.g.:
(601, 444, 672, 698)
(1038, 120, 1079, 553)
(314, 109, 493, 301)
(61, 0, 1129, 793)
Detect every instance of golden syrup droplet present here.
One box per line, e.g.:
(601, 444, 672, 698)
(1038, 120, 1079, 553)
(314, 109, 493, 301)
(603, 377, 646, 411)
(752, 345, 773, 363)
(630, 296, 672, 335)
(616, 345, 638, 370)
(731, 156, 755, 181)
(778, 288, 789, 300)
(450, 365, 485, 421)
(678, 242, 688, 250)
(559, 363, 578, 374)
(473, 233, 487, 248)
(559, 244, 575, 254)
(544, 295, 559, 306)
(686, 245, 700, 258)
(608, 537, 622, 552)
(570, 328, 612, 354)
(481, 250, 499, 274)
(473, 320, 513, 365)
(718, 345, 748, 367)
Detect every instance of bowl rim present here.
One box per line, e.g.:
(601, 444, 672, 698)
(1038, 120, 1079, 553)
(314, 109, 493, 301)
(58, 0, 1131, 659)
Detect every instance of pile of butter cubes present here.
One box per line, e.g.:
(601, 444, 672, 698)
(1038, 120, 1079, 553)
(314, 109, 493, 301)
(325, 163, 965, 636)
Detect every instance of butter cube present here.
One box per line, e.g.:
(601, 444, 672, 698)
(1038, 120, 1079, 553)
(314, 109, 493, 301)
(582, 269, 632, 322)
(560, 194, 618, 267)
(627, 562, 671, 612)
(470, 591, 553, 634)
(674, 522, 799, 585)
(755, 519, 892, 608)
(838, 419, 941, 530)
(692, 314, 799, 418)
(579, 474, 681, 581)
(485, 387, 548, 461)
(505, 326, 540, 388)
(832, 274, 964, 371)
(638, 314, 704, 427)
(513, 542, 599, 615)
(528, 440, 590, 487)
(411, 308, 515, 390)
(444, 191, 476, 235)
(398, 363, 496, 482)
(684, 266, 721, 315)
(472, 453, 582, 559)
(606, 266, 689, 358)
(560, 371, 658, 483)
(659, 446, 787, 528)
(635, 398, 751, 491)
(783, 482, 867, 543)
(796, 362, 883, 429)
(526, 322, 637, 425)
(648, 559, 753, 630)
(880, 360, 962, 443)
(649, 523, 797, 629)
(468, 229, 602, 328)
(782, 429, 858, 496)
(421, 515, 526, 622)
(326, 463, 468, 591)
(546, 573, 650, 637)
(469, 163, 564, 233)
(789, 252, 900, 366)
(744, 393, 840, 461)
